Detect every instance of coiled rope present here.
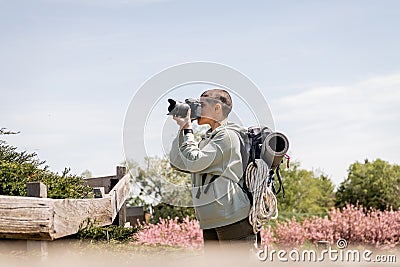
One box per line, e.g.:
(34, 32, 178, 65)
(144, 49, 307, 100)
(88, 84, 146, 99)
(246, 159, 278, 234)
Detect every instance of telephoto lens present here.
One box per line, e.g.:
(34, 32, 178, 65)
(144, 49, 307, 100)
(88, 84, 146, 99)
(167, 99, 189, 118)
(167, 98, 202, 120)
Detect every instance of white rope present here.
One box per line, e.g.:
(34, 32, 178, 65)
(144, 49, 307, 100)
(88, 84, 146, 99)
(245, 159, 278, 234)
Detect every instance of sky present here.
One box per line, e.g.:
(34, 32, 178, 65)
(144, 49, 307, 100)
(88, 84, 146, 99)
(1, 0, 399, 186)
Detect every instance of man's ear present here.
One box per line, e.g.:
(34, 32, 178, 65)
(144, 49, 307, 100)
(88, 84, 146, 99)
(214, 103, 222, 112)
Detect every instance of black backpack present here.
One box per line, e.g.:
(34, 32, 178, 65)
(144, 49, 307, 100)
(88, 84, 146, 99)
(239, 126, 288, 204)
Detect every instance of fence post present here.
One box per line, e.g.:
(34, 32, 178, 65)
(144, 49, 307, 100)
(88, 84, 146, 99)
(111, 166, 127, 226)
(27, 182, 47, 198)
(26, 182, 48, 259)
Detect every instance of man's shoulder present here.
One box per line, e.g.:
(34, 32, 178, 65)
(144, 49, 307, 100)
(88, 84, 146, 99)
(218, 122, 246, 132)
(223, 122, 248, 137)
(213, 122, 247, 144)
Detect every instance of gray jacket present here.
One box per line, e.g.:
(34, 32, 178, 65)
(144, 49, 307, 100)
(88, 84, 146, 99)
(169, 121, 250, 229)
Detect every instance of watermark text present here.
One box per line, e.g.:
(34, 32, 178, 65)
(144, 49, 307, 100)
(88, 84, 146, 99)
(257, 239, 397, 263)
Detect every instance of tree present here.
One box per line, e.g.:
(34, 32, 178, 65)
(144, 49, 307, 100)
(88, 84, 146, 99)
(276, 161, 335, 219)
(124, 156, 193, 206)
(122, 125, 208, 221)
(123, 156, 195, 222)
(335, 159, 400, 210)
(81, 169, 92, 179)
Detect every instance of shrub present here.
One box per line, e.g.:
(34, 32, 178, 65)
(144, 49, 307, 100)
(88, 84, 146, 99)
(0, 139, 92, 199)
(133, 216, 203, 249)
(75, 218, 140, 241)
(336, 159, 400, 210)
(261, 204, 400, 249)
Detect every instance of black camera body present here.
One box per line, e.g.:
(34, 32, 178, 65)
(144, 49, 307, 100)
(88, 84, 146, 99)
(167, 98, 202, 120)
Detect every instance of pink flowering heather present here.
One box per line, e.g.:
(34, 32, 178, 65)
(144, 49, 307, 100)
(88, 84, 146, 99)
(132, 205, 400, 249)
(272, 217, 306, 247)
(133, 216, 203, 249)
(260, 225, 274, 246)
(261, 204, 400, 249)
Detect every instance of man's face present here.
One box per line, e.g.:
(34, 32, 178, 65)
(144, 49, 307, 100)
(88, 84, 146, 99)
(197, 97, 218, 125)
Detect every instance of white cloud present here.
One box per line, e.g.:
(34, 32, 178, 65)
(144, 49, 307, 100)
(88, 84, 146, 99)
(271, 73, 400, 185)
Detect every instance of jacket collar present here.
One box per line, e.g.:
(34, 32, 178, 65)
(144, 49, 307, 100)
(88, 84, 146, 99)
(205, 119, 229, 137)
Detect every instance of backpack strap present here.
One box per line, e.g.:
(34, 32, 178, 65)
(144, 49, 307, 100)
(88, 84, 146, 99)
(266, 162, 286, 198)
(238, 180, 253, 205)
(195, 127, 253, 201)
(203, 175, 218, 194)
(275, 164, 285, 198)
(195, 174, 219, 198)
(195, 173, 208, 199)
(231, 128, 254, 204)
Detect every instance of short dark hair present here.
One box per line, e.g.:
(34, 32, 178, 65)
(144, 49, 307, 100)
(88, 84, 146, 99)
(201, 89, 232, 117)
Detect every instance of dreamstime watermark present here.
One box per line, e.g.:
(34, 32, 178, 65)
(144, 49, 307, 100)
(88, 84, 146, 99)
(257, 239, 397, 263)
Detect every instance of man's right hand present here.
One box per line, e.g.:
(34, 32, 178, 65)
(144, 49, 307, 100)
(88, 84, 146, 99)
(172, 109, 192, 130)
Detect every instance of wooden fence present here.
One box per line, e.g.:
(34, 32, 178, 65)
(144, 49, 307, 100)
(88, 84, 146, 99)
(0, 166, 130, 241)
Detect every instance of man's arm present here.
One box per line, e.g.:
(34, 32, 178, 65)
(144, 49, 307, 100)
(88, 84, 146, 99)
(177, 131, 221, 173)
(169, 130, 188, 171)
(170, 130, 222, 173)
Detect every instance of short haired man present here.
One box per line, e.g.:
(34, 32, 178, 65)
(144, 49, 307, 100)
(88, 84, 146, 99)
(169, 89, 254, 245)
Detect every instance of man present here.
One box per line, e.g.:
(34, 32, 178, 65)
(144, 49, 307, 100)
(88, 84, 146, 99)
(169, 89, 254, 244)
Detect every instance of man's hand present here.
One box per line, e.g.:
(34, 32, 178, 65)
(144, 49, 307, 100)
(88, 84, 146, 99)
(172, 109, 192, 130)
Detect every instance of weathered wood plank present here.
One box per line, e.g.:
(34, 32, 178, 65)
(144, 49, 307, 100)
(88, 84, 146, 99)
(0, 166, 131, 240)
(0, 196, 113, 240)
(0, 196, 53, 240)
(116, 166, 126, 180)
(84, 175, 115, 193)
(52, 197, 111, 239)
(0, 173, 131, 240)
(109, 174, 130, 222)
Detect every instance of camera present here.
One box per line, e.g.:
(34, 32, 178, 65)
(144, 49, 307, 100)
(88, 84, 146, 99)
(167, 98, 202, 120)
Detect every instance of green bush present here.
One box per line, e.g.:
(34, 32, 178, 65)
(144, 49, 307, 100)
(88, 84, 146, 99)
(0, 139, 93, 199)
(277, 161, 335, 214)
(336, 159, 400, 210)
(75, 218, 140, 241)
